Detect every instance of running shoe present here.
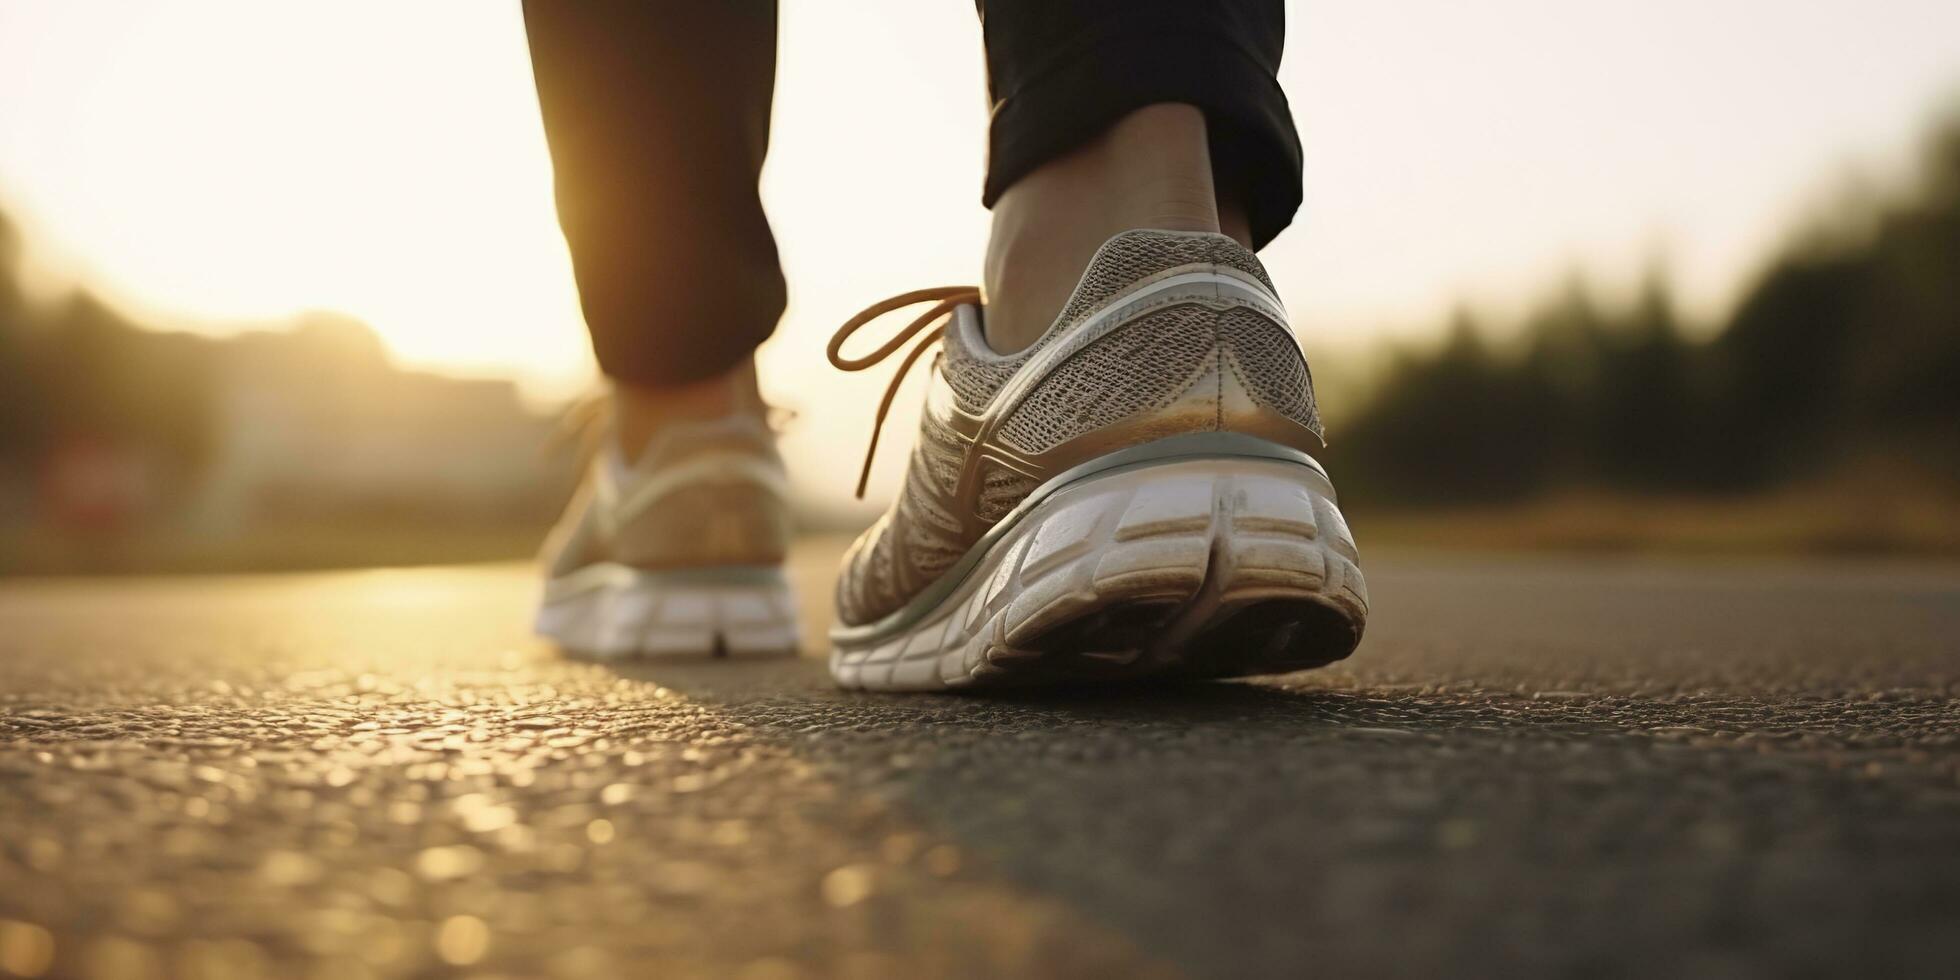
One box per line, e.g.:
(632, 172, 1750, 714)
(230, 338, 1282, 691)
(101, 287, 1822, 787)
(825, 229, 1368, 690)
(536, 410, 798, 658)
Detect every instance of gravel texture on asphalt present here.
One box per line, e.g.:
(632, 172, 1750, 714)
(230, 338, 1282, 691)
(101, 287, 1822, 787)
(2, 543, 1957, 979)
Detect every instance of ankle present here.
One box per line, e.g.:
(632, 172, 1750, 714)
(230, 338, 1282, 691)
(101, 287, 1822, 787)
(611, 359, 763, 463)
(983, 103, 1240, 353)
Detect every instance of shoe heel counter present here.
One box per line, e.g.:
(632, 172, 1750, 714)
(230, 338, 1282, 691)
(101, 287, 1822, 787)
(613, 481, 791, 569)
(1211, 301, 1325, 443)
(992, 272, 1323, 459)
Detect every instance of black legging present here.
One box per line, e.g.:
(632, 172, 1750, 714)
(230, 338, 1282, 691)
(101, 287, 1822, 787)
(524, 0, 1299, 387)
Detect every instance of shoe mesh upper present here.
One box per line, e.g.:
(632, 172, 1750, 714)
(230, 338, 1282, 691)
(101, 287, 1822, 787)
(975, 463, 1040, 523)
(940, 230, 1279, 417)
(940, 326, 1022, 416)
(995, 306, 1220, 455)
(1219, 307, 1321, 438)
(1052, 230, 1277, 332)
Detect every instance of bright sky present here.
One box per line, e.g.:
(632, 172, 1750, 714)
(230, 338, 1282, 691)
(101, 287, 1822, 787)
(1, 0, 1957, 504)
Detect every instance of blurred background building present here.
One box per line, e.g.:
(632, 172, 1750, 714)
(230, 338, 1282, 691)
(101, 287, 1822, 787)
(0, 221, 570, 572)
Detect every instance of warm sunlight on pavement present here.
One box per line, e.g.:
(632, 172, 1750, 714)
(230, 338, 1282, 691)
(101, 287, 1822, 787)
(3, 546, 1958, 977)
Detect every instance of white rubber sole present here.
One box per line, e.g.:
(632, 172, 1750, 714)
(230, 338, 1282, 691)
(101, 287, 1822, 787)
(829, 456, 1368, 691)
(536, 565, 799, 659)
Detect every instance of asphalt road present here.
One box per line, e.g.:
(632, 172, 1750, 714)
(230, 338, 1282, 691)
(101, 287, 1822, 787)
(2, 542, 1957, 979)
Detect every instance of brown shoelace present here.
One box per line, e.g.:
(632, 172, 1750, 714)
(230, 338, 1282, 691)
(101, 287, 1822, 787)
(828, 286, 983, 498)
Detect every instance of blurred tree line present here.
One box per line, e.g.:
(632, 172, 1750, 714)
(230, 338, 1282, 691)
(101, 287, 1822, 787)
(1324, 114, 1960, 507)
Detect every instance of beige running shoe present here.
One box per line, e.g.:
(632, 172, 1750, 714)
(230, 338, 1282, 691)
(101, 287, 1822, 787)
(825, 229, 1368, 690)
(535, 411, 798, 658)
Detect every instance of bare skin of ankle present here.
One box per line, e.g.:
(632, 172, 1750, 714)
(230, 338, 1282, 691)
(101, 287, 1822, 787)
(983, 103, 1253, 354)
(612, 358, 764, 462)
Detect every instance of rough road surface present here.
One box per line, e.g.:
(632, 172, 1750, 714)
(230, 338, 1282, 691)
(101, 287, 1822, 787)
(2, 543, 1958, 979)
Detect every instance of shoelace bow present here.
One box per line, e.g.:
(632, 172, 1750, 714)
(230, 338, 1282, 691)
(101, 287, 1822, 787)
(827, 285, 982, 498)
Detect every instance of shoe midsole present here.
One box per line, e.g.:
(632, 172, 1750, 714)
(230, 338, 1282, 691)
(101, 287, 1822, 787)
(829, 432, 1334, 647)
(536, 568, 798, 656)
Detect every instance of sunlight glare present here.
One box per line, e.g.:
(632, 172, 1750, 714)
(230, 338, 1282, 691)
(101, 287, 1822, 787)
(0, 2, 589, 394)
